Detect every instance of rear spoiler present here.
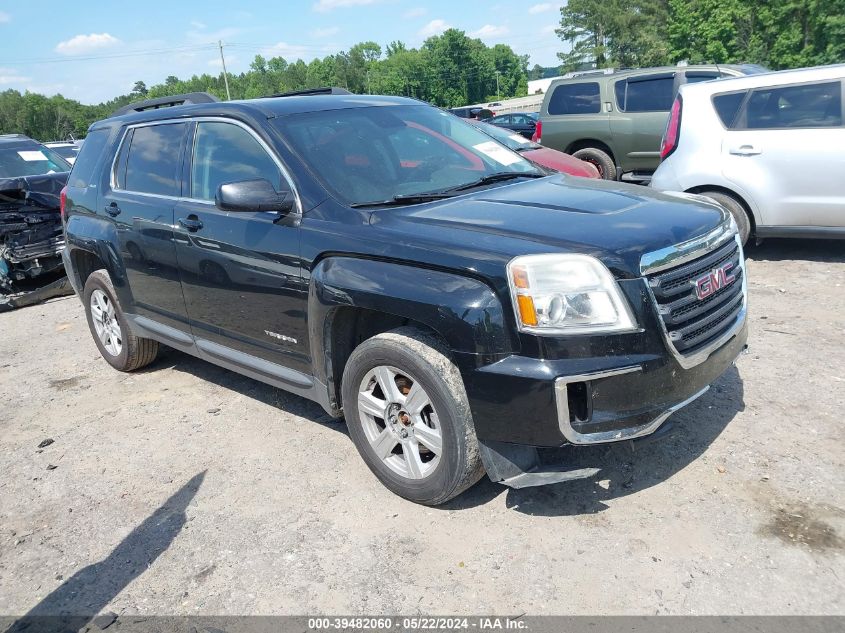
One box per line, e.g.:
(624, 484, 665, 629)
(110, 92, 220, 118)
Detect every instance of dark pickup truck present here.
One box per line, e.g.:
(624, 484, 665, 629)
(62, 91, 748, 505)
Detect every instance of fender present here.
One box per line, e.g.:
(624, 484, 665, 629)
(64, 213, 132, 306)
(308, 256, 518, 409)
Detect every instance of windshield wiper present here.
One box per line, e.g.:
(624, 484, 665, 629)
(350, 192, 456, 208)
(445, 171, 545, 193)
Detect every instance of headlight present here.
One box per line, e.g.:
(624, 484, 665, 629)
(507, 254, 637, 335)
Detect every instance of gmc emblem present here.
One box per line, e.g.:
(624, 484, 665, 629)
(693, 262, 736, 300)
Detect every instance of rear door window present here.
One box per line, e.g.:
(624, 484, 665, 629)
(616, 75, 675, 112)
(548, 82, 601, 115)
(122, 123, 188, 196)
(743, 81, 842, 129)
(189, 121, 282, 201)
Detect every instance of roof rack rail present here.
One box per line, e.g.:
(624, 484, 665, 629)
(110, 92, 220, 118)
(267, 87, 353, 98)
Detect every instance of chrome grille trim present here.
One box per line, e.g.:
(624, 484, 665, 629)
(642, 232, 747, 369)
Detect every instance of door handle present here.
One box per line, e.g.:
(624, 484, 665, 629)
(104, 202, 121, 217)
(178, 215, 203, 232)
(729, 144, 762, 156)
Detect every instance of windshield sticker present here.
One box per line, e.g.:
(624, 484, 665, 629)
(17, 150, 48, 162)
(473, 141, 521, 166)
(508, 134, 531, 145)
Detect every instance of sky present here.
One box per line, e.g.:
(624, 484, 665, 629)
(0, 0, 564, 105)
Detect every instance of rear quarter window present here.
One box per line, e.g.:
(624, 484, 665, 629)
(615, 75, 674, 112)
(548, 82, 601, 115)
(712, 91, 748, 128)
(68, 129, 110, 188)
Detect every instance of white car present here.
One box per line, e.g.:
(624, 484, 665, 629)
(651, 64, 845, 243)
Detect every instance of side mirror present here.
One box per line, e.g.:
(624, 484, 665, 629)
(215, 178, 294, 214)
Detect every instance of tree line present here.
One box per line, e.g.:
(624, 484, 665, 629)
(558, 0, 845, 71)
(0, 30, 528, 142)
(1, 2, 843, 142)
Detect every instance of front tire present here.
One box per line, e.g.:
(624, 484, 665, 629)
(341, 327, 484, 505)
(83, 269, 159, 372)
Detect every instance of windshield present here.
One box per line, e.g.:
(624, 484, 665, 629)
(472, 121, 541, 152)
(0, 144, 71, 178)
(275, 104, 540, 206)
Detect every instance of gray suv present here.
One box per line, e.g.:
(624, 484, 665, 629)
(535, 64, 768, 180)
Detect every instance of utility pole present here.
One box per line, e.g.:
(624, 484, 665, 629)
(218, 40, 231, 101)
(495, 70, 500, 100)
(367, 69, 371, 94)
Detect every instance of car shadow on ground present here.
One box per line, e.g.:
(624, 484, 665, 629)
(746, 238, 844, 263)
(5, 472, 206, 632)
(444, 366, 745, 516)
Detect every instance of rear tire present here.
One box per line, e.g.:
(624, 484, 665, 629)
(572, 147, 616, 180)
(83, 269, 159, 372)
(341, 327, 484, 505)
(699, 190, 752, 245)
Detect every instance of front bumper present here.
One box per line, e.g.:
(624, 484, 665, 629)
(459, 280, 748, 447)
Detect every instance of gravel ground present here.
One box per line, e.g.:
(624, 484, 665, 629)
(0, 239, 842, 618)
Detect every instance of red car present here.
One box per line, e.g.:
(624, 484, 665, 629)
(469, 120, 599, 178)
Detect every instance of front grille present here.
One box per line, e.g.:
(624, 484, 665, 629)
(647, 237, 744, 356)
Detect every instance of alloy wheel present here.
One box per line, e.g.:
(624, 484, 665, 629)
(90, 289, 123, 356)
(357, 365, 442, 480)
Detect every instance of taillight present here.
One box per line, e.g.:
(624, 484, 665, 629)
(532, 120, 542, 143)
(60, 186, 67, 220)
(660, 95, 682, 160)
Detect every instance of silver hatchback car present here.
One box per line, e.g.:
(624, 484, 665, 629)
(651, 64, 845, 244)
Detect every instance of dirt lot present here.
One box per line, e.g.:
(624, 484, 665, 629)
(1, 239, 843, 618)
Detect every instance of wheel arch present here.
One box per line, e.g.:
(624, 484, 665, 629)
(566, 138, 616, 163)
(308, 256, 517, 414)
(686, 184, 758, 232)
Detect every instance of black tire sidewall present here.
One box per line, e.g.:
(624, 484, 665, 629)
(342, 338, 470, 505)
(703, 191, 752, 245)
(573, 148, 616, 180)
(83, 272, 132, 371)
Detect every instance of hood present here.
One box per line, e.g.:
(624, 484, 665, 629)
(523, 147, 600, 179)
(371, 174, 727, 278)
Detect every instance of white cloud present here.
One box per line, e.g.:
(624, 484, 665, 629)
(55, 33, 120, 56)
(470, 24, 509, 39)
(541, 24, 558, 35)
(189, 20, 207, 30)
(313, 0, 380, 12)
(0, 69, 30, 85)
(403, 7, 426, 18)
(418, 19, 451, 38)
(0, 11, 10, 23)
(311, 26, 340, 38)
(528, 3, 554, 14)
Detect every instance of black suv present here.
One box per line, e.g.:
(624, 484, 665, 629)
(62, 90, 748, 505)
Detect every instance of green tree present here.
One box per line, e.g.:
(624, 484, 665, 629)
(131, 81, 148, 97)
(557, 0, 670, 69)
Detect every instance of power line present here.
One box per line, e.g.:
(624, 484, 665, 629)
(1, 44, 219, 66)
